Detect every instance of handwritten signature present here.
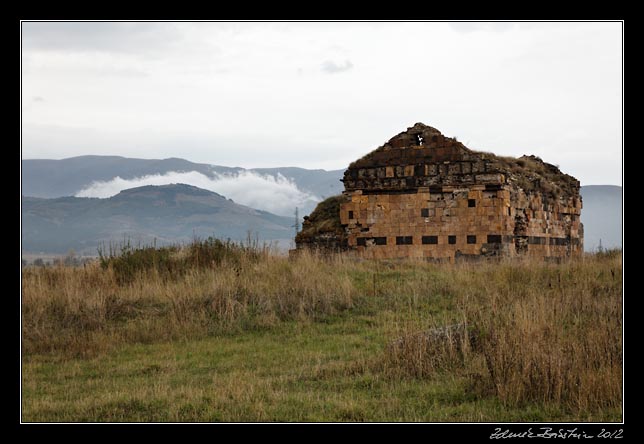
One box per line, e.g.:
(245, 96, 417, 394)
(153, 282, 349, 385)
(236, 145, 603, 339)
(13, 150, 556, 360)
(490, 428, 623, 439)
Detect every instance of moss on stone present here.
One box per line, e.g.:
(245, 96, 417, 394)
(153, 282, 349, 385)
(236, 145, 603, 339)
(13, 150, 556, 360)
(295, 194, 350, 244)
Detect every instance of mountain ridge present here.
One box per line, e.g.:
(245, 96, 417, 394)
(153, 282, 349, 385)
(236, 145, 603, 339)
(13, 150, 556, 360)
(579, 185, 622, 251)
(21, 156, 622, 253)
(22, 183, 294, 254)
(22, 155, 345, 200)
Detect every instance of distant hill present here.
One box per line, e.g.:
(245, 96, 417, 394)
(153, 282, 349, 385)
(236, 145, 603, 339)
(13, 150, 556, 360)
(580, 185, 622, 251)
(21, 156, 621, 253)
(21, 155, 345, 200)
(22, 183, 294, 254)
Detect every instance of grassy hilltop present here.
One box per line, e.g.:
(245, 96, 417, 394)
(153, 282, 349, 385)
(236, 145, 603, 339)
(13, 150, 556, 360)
(21, 241, 622, 422)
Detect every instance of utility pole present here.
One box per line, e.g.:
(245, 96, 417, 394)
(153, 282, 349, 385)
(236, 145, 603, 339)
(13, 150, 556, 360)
(293, 207, 300, 237)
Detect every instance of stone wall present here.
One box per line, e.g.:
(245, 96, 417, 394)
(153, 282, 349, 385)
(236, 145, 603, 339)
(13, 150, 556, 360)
(338, 184, 582, 262)
(296, 122, 583, 261)
(510, 188, 583, 259)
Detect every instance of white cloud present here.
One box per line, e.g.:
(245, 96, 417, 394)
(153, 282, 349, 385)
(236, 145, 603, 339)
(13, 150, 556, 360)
(320, 59, 353, 74)
(75, 170, 320, 216)
(22, 22, 622, 185)
(21, 22, 183, 55)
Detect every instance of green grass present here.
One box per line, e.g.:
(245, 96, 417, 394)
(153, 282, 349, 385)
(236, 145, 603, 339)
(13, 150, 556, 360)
(22, 300, 620, 422)
(22, 248, 622, 422)
(24, 317, 578, 422)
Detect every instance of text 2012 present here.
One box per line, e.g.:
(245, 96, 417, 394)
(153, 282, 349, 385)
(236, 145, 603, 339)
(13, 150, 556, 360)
(490, 427, 623, 439)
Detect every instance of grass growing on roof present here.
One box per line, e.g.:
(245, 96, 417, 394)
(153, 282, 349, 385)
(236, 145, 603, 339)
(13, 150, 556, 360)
(295, 194, 349, 243)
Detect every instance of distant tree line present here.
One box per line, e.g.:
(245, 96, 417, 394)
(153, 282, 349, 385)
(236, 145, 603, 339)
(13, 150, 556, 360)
(23, 250, 94, 267)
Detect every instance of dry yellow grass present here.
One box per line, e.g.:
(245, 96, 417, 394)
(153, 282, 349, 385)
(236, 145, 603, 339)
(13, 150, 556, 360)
(381, 254, 622, 415)
(22, 244, 622, 421)
(22, 250, 357, 358)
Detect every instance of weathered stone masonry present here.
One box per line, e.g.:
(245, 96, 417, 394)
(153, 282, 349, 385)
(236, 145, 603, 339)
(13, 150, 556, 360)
(296, 123, 583, 261)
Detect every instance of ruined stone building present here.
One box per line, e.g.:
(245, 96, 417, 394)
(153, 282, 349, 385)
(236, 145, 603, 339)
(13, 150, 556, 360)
(295, 123, 583, 261)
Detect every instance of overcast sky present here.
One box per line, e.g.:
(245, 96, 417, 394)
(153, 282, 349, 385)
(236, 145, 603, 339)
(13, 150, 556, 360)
(21, 21, 622, 185)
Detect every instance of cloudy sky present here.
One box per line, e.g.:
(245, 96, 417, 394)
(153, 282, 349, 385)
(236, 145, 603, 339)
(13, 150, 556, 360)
(21, 21, 622, 185)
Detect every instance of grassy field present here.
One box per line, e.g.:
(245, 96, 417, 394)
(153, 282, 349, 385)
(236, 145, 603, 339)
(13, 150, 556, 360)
(21, 241, 623, 422)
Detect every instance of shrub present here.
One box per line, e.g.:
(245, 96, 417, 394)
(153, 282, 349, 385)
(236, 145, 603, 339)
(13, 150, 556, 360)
(97, 237, 268, 284)
(22, 244, 357, 357)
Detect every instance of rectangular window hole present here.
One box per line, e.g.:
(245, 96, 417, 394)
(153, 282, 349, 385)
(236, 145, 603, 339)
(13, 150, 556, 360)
(549, 237, 567, 246)
(467, 235, 476, 244)
(422, 236, 438, 245)
(487, 234, 502, 244)
(448, 235, 456, 245)
(396, 236, 413, 245)
(468, 199, 476, 207)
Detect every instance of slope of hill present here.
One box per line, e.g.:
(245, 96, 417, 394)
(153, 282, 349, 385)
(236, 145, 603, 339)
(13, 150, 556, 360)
(22, 183, 293, 254)
(21, 156, 621, 253)
(22, 155, 344, 200)
(580, 185, 622, 251)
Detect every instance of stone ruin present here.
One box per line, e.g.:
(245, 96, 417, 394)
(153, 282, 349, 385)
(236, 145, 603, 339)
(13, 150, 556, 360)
(295, 123, 583, 261)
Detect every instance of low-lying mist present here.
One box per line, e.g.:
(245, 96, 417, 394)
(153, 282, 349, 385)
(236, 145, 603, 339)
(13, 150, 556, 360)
(75, 170, 321, 216)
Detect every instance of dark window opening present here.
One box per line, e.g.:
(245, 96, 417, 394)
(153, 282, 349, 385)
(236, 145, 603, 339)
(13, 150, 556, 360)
(374, 237, 387, 245)
(421, 208, 430, 218)
(508, 208, 511, 216)
(396, 236, 413, 245)
(348, 210, 354, 219)
(448, 235, 456, 245)
(415, 134, 424, 146)
(468, 199, 476, 208)
(467, 235, 476, 244)
(487, 235, 502, 244)
(358, 237, 387, 246)
(549, 237, 568, 246)
(422, 236, 438, 245)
